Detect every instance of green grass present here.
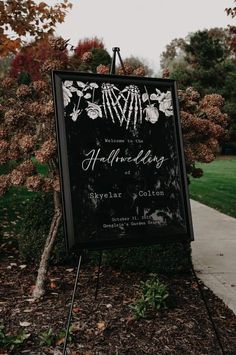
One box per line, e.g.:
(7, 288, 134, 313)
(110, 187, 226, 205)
(189, 156, 236, 218)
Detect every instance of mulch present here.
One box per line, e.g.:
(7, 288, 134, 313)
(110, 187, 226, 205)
(1, 251, 236, 355)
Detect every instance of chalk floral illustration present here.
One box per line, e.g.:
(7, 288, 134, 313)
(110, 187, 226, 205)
(150, 89, 173, 117)
(144, 104, 159, 124)
(159, 91, 173, 117)
(63, 80, 173, 128)
(70, 105, 82, 122)
(63, 81, 74, 107)
(86, 102, 102, 119)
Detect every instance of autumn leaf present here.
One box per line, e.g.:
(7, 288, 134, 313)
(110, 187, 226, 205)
(20, 321, 31, 327)
(50, 281, 57, 289)
(96, 321, 106, 331)
(55, 336, 65, 346)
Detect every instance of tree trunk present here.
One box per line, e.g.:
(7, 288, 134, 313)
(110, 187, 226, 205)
(33, 190, 62, 300)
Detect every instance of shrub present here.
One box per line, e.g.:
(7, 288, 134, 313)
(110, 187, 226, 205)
(130, 274, 169, 319)
(18, 193, 66, 265)
(93, 242, 192, 274)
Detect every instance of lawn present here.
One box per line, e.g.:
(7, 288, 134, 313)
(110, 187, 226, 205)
(189, 156, 236, 218)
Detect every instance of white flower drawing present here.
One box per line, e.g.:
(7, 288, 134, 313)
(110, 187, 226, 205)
(86, 102, 102, 119)
(70, 105, 82, 122)
(63, 81, 73, 107)
(159, 91, 173, 117)
(150, 89, 173, 117)
(144, 104, 159, 124)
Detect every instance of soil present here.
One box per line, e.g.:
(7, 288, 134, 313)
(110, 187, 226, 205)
(1, 250, 236, 355)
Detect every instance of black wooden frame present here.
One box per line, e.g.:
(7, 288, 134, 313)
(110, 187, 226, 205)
(52, 70, 194, 251)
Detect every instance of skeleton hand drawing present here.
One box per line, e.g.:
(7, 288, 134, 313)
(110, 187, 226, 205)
(101, 84, 142, 130)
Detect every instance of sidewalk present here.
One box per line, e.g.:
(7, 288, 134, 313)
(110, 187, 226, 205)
(191, 200, 236, 314)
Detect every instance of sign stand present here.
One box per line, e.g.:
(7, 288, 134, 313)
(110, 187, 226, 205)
(62, 47, 126, 354)
(63, 253, 82, 354)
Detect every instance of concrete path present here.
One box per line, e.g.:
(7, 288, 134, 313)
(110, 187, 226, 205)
(191, 200, 236, 314)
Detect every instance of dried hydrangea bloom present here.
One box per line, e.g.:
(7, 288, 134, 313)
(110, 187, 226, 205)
(185, 87, 201, 102)
(32, 80, 48, 93)
(10, 169, 25, 186)
(207, 138, 219, 151)
(200, 94, 225, 108)
(0, 154, 8, 165)
(27, 102, 43, 114)
(16, 84, 31, 98)
(96, 64, 110, 74)
(194, 143, 215, 163)
(2, 77, 15, 89)
(18, 160, 35, 175)
(162, 68, 170, 78)
(35, 139, 57, 164)
(42, 100, 54, 116)
(0, 128, 8, 139)
(0, 139, 9, 152)
(26, 175, 42, 192)
(18, 135, 35, 152)
(0, 175, 9, 196)
(117, 63, 133, 75)
(133, 66, 146, 77)
(43, 178, 54, 193)
(6, 98, 17, 106)
(184, 146, 195, 164)
(8, 143, 21, 160)
(41, 59, 65, 73)
(4, 110, 17, 125)
(81, 51, 92, 63)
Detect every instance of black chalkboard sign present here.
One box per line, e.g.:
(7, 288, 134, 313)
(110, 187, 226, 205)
(52, 71, 194, 250)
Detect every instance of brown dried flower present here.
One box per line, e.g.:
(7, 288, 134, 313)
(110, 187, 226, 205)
(2, 77, 15, 89)
(200, 94, 225, 108)
(0, 140, 9, 152)
(117, 63, 133, 75)
(42, 100, 54, 116)
(35, 139, 57, 164)
(162, 68, 170, 78)
(133, 66, 146, 77)
(81, 51, 93, 63)
(0, 128, 8, 139)
(18, 135, 35, 152)
(32, 80, 48, 93)
(41, 59, 65, 73)
(16, 84, 31, 98)
(4, 110, 17, 125)
(26, 175, 43, 192)
(43, 178, 54, 193)
(18, 160, 35, 176)
(8, 143, 21, 160)
(10, 169, 25, 186)
(96, 64, 110, 74)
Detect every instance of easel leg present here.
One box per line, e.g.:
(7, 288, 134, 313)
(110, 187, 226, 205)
(63, 253, 83, 355)
(95, 251, 103, 300)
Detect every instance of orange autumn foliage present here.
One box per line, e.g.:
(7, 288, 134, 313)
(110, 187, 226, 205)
(0, 0, 72, 56)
